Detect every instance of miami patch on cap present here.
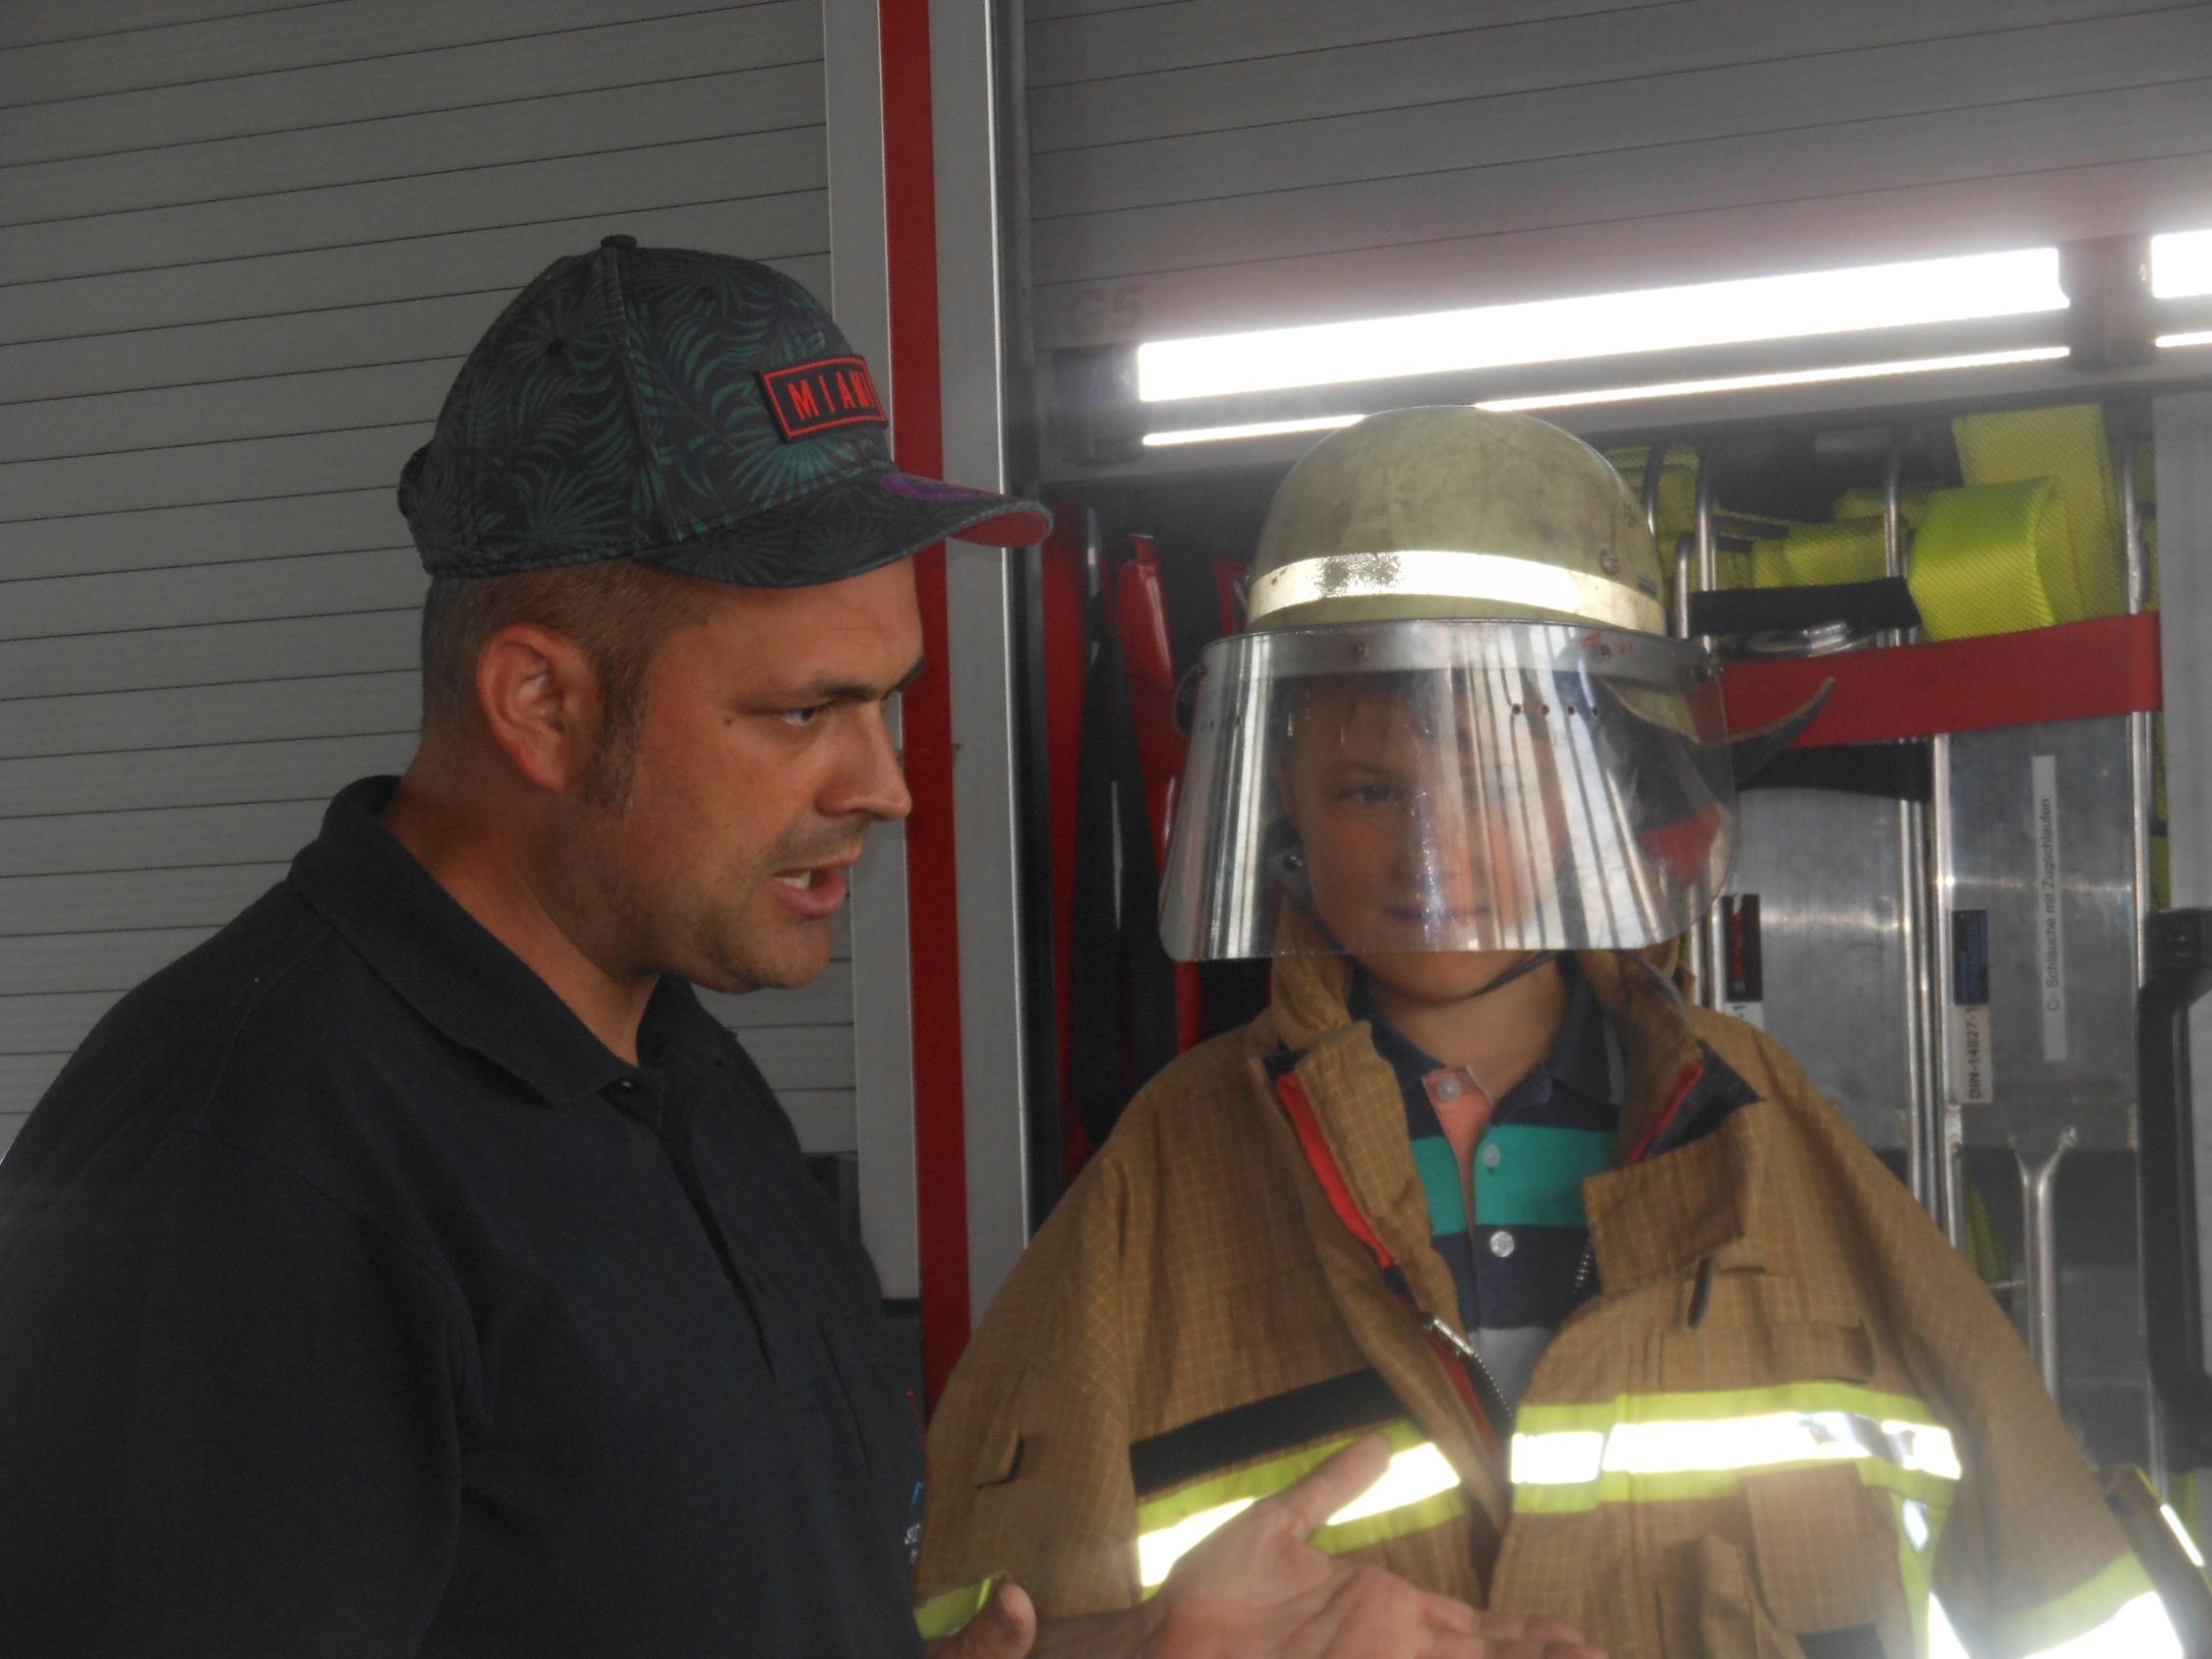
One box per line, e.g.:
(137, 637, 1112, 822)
(759, 355, 887, 440)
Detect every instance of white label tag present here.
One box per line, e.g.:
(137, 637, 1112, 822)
(1721, 1000, 1767, 1031)
(1949, 1003, 1995, 1105)
(2031, 755, 2068, 1062)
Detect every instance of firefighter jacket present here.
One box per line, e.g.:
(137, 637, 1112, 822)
(913, 927, 2170, 1657)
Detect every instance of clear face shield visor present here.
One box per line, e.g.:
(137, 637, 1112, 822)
(1158, 620, 1737, 960)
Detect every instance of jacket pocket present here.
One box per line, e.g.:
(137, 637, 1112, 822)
(1742, 1464, 1913, 1657)
(1586, 1110, 1763, 1292)
(1656, 1534, 1806, 1658)
(1657, 1302, 1875, 1392)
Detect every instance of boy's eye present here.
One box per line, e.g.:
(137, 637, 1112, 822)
(1340, 783, 1403, 805)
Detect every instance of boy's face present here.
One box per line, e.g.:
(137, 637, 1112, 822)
(1277, 676, 1544, 1005)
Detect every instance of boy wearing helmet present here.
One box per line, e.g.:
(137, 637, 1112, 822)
(914, 409, 2175, 1657)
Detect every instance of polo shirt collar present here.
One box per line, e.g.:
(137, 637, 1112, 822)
(290, 775, 690, 1108)
(1353, 956, 1609, 1114)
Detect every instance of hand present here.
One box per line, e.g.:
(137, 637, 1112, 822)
(1143, 1435, 1602, 1658)
(931, 1580, 1038, 1658)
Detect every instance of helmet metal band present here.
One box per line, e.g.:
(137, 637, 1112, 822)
(1246, 548, 1666, 636)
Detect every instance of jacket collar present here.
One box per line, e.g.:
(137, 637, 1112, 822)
(289, 776, 707, 1108)
(1260, 910, 1720, 1168)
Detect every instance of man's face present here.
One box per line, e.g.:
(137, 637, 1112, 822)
(567, 559, 922, 994)
(1279, 677, 1540, 1006)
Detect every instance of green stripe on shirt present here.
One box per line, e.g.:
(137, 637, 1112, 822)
(1411, 1135, 1469, 1234)
(1473, 1125, 1612, 1229)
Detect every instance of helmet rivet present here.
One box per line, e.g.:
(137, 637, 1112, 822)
(1599, 549, 1621, 575)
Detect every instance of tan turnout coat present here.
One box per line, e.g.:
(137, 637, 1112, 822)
(915, 936, 2151, 1657)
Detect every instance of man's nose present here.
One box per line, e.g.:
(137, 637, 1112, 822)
(833, 704, 913, 824)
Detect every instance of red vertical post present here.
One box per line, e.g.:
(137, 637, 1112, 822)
(879, 0, 969, 1407)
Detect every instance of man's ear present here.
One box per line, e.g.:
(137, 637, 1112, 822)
(474, 623, 599, 793)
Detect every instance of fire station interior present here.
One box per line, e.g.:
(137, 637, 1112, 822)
(1015, 357, 2203, 1490)
(21, 9, 2212, 1638)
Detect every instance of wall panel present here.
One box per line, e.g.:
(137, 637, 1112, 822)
(4, 203, 829, 344)
(1026, 0, 2212, 348)
(0, 6, 819, 163)
(0, 610, 421, 700)
(0, 3, 851, 1158)
(0, 0, 805, 105)
(0, 672, 419, 761)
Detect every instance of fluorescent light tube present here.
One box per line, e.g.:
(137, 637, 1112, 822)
(1141, 348, 2067, 446)
(1136, 249, 2066, 404)
(1478, 347, 2067, 414)
(1142, 414, 1362, 447)
(2153, 229, 2212, 300)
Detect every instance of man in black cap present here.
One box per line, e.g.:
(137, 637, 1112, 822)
(0, 242, 1591, 1659)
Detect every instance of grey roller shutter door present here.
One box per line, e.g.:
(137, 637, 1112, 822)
(1026, 0, 2212, 352)
(0, 1, 858, 1157)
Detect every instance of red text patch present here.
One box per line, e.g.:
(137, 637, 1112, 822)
(759, 356, 888, 440)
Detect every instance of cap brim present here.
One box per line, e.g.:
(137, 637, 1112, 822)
(640, 470, 1052, 589)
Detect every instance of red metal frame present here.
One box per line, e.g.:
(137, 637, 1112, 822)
(1722, 611, 2162, 748)
(1039, 508, 1095, 1185)
(880, 0, 969, 1409)
(1117, 538, 1202, 1052)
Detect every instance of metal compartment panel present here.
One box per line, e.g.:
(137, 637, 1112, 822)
(1721, 787, 1915, 1151)
(1943, 715, 2137, 1147)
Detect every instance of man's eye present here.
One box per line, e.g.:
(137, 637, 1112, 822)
(777, 706, 827, 728)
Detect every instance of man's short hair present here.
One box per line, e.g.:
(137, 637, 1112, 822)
(418, 560, 712, 807)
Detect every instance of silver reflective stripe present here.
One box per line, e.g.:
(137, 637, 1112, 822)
(1931, 1585, 2184, 1658)
(2161, 1502, 2207, 1569)
(1246, 548, 1666, 634)
(2007, 1591, 2182, 1658)
(1135, 1440, 1459, 1588)
(1510, 1409, 1962, 1489)
(1136, 1496, 1258, 1590)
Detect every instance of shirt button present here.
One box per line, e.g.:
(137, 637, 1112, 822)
(1482, 1143, 1502, 1171)
(1489, 1230, 1517, 1258)
(1432, 1075, 1461, 1102)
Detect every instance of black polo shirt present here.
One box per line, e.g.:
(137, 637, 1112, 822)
(0, 778, 926, 1658)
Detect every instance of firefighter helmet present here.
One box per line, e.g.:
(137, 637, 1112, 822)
(1158, 407, 1743, 963)
(1243, 406, 1666, 635)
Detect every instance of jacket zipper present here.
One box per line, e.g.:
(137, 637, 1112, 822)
(1421, 1313, 1515, 1433)
(1272, 1068, 1509, 1451)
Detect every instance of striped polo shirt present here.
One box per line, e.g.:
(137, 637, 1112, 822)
(1353, 962, 1618, 1406)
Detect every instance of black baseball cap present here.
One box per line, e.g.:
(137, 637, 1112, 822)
(398, 235, 1050, 583)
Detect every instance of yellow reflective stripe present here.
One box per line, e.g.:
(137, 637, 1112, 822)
(1510, 1384, 1959, 1517)
(1511, 1454, 1958, 1517)
(1894, 1494, 1953, 1659)
(1516, 1380, 1948, 1435)
(1991, 1552, 2180, 1657)
(1133, 1418, 1465, 1590)
(1514, 1409, 1958, 1483)
(1309, 1472, 1467, 1563)
(914, 1576, 999, 1643)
